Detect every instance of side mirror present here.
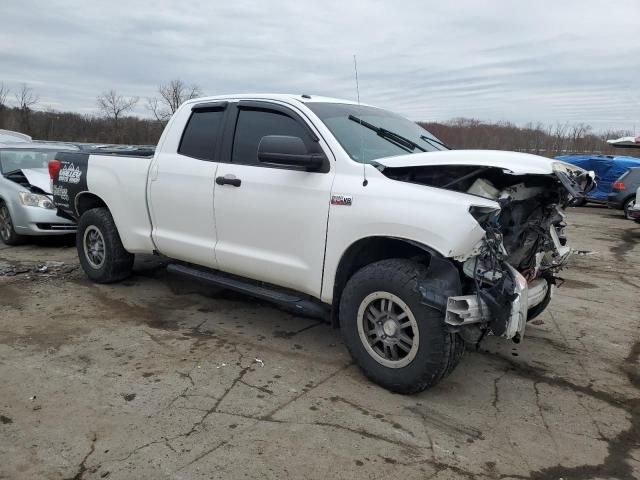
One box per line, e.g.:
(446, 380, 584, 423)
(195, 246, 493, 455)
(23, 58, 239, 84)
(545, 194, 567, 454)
(258, 135, 326, 171)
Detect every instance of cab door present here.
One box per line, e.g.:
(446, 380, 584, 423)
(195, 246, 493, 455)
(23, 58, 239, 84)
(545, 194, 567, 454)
(212, 101, 334, 296)
(147, 102, 227, 268)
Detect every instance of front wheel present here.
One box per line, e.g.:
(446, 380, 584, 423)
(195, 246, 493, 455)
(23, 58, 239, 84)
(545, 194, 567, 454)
(0, 203, 26, 246)
(339, 258, 463, 394)
(77, 208, 134, 283)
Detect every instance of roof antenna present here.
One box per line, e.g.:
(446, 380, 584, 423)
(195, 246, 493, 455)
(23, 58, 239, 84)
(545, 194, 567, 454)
(353, 54, 368, 187)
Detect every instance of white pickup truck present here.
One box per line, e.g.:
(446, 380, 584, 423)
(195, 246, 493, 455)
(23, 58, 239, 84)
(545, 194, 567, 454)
(50, 94, 593, 393)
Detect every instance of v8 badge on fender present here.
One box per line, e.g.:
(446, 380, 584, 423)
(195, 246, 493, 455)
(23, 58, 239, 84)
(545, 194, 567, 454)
(331, 194, 353, 206)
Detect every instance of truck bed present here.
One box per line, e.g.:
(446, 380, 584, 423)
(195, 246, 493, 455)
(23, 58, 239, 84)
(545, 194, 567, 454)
(52, 151, 156, 253)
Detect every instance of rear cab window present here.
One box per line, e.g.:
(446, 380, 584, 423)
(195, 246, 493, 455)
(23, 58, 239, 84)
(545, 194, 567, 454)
(178, 108, 225, 160)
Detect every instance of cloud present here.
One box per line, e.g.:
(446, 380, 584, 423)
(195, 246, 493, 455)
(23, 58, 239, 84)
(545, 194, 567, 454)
(1, 0, 639, 130)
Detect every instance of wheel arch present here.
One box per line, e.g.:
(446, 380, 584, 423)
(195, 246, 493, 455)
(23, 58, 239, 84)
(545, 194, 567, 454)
(0, 194, 17, 221)
(622, 194, 636, 207)
(75, 192, 109, 217)
(329, 236, 448, 327)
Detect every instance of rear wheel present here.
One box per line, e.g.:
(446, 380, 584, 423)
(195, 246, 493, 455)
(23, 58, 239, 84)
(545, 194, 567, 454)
(0, 203, 25, 246)
(623, 197, 636, 220)
(339, 258, 463, 394)
(77, 208, 134, 283)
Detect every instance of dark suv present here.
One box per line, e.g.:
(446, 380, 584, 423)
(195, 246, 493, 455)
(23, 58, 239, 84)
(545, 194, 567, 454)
(607, 167, 640, 219)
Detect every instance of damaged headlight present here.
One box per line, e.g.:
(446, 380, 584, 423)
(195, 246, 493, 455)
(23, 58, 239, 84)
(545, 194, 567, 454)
(468, 205, 500, 224)
(552, 161, 584, 176)
(552, 161, 595, 200)
(19, 192, 55, 210)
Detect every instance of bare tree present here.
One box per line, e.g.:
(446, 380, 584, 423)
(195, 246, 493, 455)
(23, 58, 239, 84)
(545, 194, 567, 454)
(14, 83, 39, 132)
(146, 96, 167, 123)
(146, 79, 201, 123)
(0, 83, 9, 128)
(0, 83, 8, 109)
(97, 89, 139, 142)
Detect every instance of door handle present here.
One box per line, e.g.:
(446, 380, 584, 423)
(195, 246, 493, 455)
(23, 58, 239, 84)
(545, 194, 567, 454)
(216, 175, 241, 187)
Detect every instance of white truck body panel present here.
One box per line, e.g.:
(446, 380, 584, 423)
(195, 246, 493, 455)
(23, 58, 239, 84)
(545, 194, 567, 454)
(319, 161, 496, 303)
(213, 162, 333, 295)
(85, 155, 155, 253)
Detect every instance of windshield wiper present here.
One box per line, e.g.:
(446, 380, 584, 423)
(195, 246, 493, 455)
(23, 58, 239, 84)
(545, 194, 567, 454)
(420, 135, 450, 150)
(348, 115, 426, 153)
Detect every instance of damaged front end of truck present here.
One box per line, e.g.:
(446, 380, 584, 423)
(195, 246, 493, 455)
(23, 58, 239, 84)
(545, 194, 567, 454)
(378, 156, 595, 345)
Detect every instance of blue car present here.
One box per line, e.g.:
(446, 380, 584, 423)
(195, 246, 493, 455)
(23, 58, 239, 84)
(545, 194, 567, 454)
(555, 154, 640, 204)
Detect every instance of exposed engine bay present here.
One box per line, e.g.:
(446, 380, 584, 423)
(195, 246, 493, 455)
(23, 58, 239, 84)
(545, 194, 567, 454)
(378, 163, 595, 344)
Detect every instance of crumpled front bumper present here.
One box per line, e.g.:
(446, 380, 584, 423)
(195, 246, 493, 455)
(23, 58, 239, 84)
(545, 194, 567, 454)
(445, 265, 551, 340)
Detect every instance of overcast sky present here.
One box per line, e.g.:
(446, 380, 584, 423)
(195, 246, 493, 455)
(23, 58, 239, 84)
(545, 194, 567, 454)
(2, 0, 639, 130)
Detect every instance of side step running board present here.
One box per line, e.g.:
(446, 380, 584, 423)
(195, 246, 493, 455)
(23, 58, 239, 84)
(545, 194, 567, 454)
(167, 263, 330, 320)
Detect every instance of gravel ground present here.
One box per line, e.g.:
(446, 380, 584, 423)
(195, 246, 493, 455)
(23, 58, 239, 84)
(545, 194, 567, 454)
(0, 206, 638, 480)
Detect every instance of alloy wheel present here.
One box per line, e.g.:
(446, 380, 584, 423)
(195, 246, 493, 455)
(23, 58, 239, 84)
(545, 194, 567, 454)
(83, 225, 106, 268)
(357, 291, 420, 368)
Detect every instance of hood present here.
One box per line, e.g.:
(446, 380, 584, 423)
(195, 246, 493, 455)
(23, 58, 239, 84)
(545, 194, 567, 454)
(20, 168, 52, 194)
(375, 150, 563, 176)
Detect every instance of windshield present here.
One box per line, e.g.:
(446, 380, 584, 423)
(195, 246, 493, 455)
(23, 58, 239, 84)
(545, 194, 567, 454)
(307, 102, 448, 164)
(0, 149, 62, 174)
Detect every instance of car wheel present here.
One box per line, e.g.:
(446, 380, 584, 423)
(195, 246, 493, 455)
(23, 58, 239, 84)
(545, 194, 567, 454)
(0, 203, 26, 246)
(623, 197, 636, 220)
(77, 207, 134, 283)
(339, 258, 463, 394)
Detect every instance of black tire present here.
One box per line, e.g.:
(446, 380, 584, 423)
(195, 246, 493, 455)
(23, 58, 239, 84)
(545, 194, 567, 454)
(572, 197, 587, 207)
(444, 333, 465, 378)
(0, 202, 26, 246)
(76, 208, 134, 283)
(339, 258, 463, 394)
(527, 285, 552, 322)
(623, 197, 636, 220)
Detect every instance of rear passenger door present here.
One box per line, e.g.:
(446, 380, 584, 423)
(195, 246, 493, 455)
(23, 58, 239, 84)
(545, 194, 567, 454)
(148, 102, 227, 268)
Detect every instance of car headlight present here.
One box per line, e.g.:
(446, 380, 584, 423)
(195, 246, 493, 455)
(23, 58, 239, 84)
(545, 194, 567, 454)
(553, 161, 592, 177)
(19, 192, 55, 209)
(552, 161, 578, 174)
(469, 205, 500, 224)
(553, 161, 596, 194)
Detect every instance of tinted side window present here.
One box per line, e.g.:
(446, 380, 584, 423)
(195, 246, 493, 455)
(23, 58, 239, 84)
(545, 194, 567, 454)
(178, 109, 225, 160)
(232, 109, 311, 165)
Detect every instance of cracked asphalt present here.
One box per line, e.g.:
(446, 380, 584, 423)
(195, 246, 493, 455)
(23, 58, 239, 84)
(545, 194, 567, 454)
(0, 206, 638, 480)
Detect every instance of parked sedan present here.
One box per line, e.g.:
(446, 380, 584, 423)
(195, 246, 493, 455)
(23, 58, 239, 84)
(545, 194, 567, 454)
(607, 167, 640, 219)
(0, 143, 77, 245)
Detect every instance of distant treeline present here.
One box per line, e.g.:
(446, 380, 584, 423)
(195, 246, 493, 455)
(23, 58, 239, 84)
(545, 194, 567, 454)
(420, 118, 637, 157)
(0, 106, 163, 145)
(0, 81, 635, 156)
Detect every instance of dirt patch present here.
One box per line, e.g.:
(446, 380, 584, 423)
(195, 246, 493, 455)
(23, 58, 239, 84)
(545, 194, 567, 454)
(560, 278, 598, 289)
(611, 229, 640, 261)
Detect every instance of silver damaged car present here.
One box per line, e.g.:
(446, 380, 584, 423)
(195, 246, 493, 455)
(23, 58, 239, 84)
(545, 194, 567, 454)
(0, 143, 77, 244)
